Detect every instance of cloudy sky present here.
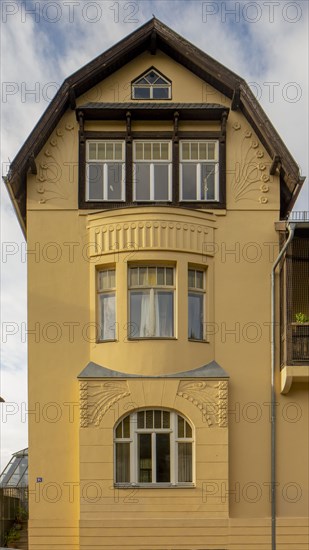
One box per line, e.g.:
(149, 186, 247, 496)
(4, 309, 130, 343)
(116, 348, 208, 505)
(0, 0, 308, 470)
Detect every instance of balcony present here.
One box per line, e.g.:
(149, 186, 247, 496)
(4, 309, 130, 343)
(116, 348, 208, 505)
(280, 219, 309, 393)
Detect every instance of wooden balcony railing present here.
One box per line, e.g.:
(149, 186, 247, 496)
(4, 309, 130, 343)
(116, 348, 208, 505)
(291, 323, 309, 363)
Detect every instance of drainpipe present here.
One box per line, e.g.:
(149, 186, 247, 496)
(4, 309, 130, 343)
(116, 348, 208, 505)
(271, 222, 295, 550)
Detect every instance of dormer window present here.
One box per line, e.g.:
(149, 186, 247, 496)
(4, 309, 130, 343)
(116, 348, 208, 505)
(132, 69, 171, 99)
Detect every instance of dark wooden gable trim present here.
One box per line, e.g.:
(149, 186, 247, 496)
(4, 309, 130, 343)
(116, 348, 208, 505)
(4, 17, 303, 234)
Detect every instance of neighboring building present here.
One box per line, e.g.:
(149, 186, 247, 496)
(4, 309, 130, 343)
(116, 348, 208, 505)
(4, 18, 308, 550)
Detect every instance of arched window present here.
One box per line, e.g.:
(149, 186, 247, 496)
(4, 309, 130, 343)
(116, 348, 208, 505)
(132, 69, 171, 99)
(114, 409, 193, 486)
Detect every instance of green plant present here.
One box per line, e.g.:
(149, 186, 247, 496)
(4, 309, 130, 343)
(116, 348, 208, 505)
(295, 312, 309, 323)
(4, 525, 21, 545)
(16, 504, 28, 522)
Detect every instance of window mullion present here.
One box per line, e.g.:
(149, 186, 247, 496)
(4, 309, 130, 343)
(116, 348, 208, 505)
(131, 414, 137, 483)
(152, 432, 156, 483)
(150, 162, 154, 201)
(103, 163, 108, 200)
(197, 163, 201, 201)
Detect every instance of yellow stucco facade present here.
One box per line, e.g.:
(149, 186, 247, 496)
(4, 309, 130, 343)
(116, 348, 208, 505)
(7, 21, 308, 550)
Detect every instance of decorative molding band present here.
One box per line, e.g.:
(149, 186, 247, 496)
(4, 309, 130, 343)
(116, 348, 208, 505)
(79, 380, 130, 428)
(88, 215, 216, 258)
(177, 380, 228, 428)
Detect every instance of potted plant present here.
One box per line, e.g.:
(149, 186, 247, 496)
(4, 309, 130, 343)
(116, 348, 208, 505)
(295, 312, 309, 323)
(4, 526, 21, 548)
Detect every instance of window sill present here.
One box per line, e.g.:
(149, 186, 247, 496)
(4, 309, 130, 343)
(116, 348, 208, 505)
(97, 339, 118, 343)
(127, 337, 177, 341)
(188, 338, 208, 343)
(115, 482, 195, 489)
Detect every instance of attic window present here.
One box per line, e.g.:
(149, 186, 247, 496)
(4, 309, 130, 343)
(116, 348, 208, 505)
(132, 69, 171, 100)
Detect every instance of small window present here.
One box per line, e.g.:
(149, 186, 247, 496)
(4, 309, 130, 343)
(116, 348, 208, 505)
(86, 141, 125, 201)
(180, 141, 219, 201)
(132, 69, 171, 99)
(129, 266, 174, 338)
(188, 268, 205, 340)
(133, 141, 172, 202)
(97, 268, 116, 341)
(114, 410, 193, 486)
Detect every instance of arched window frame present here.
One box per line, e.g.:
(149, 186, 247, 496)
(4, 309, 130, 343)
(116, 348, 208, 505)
(132, 68, 172, 100)
(114, 409, 194, 487)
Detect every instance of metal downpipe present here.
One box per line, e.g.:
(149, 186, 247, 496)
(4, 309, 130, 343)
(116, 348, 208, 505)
(271, 222, 295, 550)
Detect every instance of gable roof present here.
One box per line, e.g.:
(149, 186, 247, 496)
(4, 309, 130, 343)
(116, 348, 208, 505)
(4, 17, 304, 235)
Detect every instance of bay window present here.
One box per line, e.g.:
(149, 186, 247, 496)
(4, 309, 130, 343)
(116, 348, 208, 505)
(133, 141, 172, 201)
(114, 410, 193, 486)
(180, 141, 219, 201)
(188, 268, 205, 340)
(86, 141, 125, 201)
(97, 268, 116, 341)
(129, 266, 174, 338)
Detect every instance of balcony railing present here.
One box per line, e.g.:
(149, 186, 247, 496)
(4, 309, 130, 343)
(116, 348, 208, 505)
(291, 323, 309, 363)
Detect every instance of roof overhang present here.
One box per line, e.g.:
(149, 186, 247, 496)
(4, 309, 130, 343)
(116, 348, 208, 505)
(4, 18, 304, 236)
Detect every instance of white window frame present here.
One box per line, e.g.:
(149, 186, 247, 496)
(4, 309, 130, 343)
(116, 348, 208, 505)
(114, 410, 194, 487)
(133, 141, 172, 202)
(188, 268, 206, 341)
(97, 268, 117, 341)
(132, 69, 171, 100)
(128, 265, 175, 339)
(86, 140, 125, 202)
(180, 140, 219, 202)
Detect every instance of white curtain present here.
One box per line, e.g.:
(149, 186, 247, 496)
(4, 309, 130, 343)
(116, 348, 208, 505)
(139, 289, 160, 337)
(101, 294, 115, 340)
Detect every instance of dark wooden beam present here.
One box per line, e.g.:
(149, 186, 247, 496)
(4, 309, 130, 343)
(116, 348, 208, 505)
(231, 87, 240, 111)
(69, 88, 76, 110)
(78, 111, 85, 143)
(28, 154, 37, 175)
(220, 111, 228, 142)
(270, 154, 281, 175)
(126, 111, 131, 142)
(150, 30, 157, 55)
(173, 111, 179, 142)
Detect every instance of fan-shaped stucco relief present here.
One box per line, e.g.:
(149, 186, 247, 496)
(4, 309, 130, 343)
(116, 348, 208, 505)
(227, 118, 278, 208)
(28, 113, 78, 209)
(79, 379, 228, 429)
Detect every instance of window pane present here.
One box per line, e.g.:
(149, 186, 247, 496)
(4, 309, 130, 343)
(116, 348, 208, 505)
(123, 415, 130, 438)
(134, 87, 150, 99)
(188, 269, 195, 289)
(98, 270, 108, 290)
(135, 143, 143, 160)
(182, 164, 197, 200)
(130, 291, 143, 337)
(153, 142, 161, 160)
(88, 142, 96, 160)
(88, 164, 104, 200)
(130, 267, 138, 287)
(147, 71, 157, 84)
(178, 443, 192, 482)
(196, 270, 204, 289)
(161, 143, 169, 160)
(116, 443, 130, 483)
(163, 411, 170, 428)
(157, 291, 173, 337)
(99, 293, 116, 340)
(157, 267, 165, 285)
(144, 143, 152, 160)
(116, 422, 122, 439)
(191, 142, 198, 160)
(139, 434, 152, 482)
(155, 410, 162, 428)
(165, 268, 173, 286)
(97, 142, 105, 160)
(156, 434, 170, 482)
(185, 421, 192, 438)
(153, 87, 169, 99)
(208, 142, 215, 159)
(201, 163, 215, 200)
(178, 415, 184, 438)
(135, 163, 150, 200)
(107, 164, 123, 200)
(154, 165, 169, 201)
(146, 410, 153, 428)
(114, 142, 123, 160)
(109, 269, 116, 289)
(106, 142, 113, 160)
(188, 292, 203, 340)
(137, 411, 144, 429)
(182, 143, 190, 160)
(199, 142, 207, 160)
